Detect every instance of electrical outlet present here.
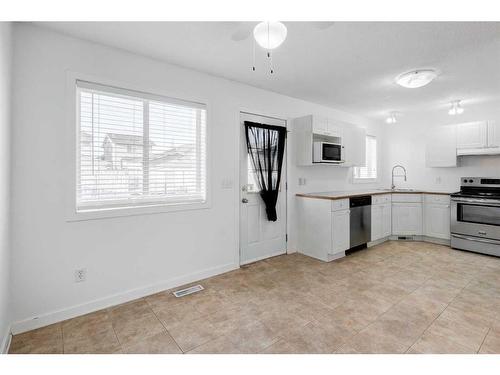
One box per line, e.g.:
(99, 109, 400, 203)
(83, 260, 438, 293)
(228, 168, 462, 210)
(74, 268, 87, 283)
(435, 176, 442, 184)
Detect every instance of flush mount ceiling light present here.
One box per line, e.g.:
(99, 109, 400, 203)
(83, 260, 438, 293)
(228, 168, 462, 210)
(395, 69, 438, 89)
(253, 21, 287, 50)
(449, 100, 464, 115)
(386, 112, 397, 124)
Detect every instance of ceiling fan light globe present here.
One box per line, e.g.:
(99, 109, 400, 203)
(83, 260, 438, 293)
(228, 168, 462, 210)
(253, 22, 287, 50)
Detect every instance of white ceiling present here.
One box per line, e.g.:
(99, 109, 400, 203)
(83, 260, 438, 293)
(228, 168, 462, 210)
(36, 22, 500, 122)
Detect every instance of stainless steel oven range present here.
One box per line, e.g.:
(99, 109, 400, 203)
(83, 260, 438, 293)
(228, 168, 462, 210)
(451, 177, 500, 257)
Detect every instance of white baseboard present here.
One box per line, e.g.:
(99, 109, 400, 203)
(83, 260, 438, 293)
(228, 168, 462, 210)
(240, 251, 286, 266)
(10, 262, 239, 335)
(1, 326, 12, 354)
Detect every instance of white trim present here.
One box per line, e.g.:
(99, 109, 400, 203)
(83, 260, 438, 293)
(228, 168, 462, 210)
(65, 71, 213, 221)
(10, 262, 238, 335)
(1, 327, 12, 354)
(240, 250, 286, 266)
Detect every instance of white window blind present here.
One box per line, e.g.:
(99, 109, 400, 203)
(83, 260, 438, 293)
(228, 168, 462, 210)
(76, 81, 207, 211)
(353, 135, 377, 180)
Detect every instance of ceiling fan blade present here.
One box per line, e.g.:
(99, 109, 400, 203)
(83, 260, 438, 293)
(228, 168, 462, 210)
(311, 21, 335, 30)
(230, 23, 253, 41)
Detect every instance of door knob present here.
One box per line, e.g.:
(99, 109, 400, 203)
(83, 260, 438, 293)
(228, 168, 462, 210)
(241, 198, 249, 203)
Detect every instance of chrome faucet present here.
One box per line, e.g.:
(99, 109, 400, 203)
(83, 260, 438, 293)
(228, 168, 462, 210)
(391, 165, 407, 190)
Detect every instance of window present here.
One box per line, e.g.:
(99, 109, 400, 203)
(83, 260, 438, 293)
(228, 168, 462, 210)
(353, 135, 377, 181)
(76, 81, 207, 212)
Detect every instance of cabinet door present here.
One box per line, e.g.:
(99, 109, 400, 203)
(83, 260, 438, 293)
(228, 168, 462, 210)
(488, 121, 500, 148)
(343, 126, 366, 166)
(392, 203, 423, 235)
(327, 120, 343, 138)
(312, 116, 329, 135)
(425, 124, 457, 167)
(457, 122, 487, 149)
(331, 210, 350, 254)
(381, 203, 392, 237)
(424, 204, 451, 240)
(371, 205, 382, 241)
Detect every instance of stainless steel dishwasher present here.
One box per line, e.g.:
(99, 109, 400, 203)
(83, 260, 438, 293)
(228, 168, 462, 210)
(349, 195, 372, 249)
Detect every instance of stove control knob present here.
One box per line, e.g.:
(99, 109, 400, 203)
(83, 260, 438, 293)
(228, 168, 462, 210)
(463, 179, 468, 183)
(469, 179, 474, 183)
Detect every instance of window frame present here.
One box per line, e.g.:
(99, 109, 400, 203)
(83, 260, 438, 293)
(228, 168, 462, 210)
(352, 135, 378, 184)
(65, 72, 211, 221)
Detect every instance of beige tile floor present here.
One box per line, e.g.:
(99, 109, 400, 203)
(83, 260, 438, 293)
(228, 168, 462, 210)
(9, 241, 500, 354)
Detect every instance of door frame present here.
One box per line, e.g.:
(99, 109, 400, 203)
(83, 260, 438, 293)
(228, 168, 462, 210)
(238, 109, 289, 266)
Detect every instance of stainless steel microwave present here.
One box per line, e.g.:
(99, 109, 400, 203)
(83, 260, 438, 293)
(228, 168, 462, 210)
(313, 141, 344, 163)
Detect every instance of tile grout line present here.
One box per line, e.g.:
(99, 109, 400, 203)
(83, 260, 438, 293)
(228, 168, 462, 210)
(406, 276, 476, 353)
(477, 328, 490, 354)
(145, 297, 185, 354)
(107, 309, 124, 353)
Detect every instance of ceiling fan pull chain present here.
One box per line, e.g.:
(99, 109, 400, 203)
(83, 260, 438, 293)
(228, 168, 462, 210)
(252, 37, 256, 72)
(269, 51, 274, 74)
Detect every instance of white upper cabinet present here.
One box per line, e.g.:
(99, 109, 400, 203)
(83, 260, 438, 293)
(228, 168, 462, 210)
(293, 114, 365, 166)
(456, 121, 488, 149)
(425, 124, 457, 167)
(343, 126, 366, 166)
(312, 116, 329, 135)
(311, 116, 343, 137)
(487, 121, 500, 148)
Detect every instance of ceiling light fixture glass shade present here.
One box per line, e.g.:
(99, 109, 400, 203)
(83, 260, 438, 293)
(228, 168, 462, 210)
(448, 100, 464, 115)
(386, 112, 397, 124)
(396, 69, 438, 88)
(253, 22, 287, 50)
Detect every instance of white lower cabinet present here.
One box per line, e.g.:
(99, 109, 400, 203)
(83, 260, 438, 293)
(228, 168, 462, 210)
(371, 203, 391, 241)
(392, 203, 423, 235)
(331, 209, 350, 254)
(424, 195, 451, 240)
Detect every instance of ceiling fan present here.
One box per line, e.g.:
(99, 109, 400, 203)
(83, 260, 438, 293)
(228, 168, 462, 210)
(230, 21, 335, 42)
(230, 21, 335, 74)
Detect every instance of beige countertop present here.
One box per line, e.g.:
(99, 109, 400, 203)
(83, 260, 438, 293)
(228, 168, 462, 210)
(296, 189, 454, 200)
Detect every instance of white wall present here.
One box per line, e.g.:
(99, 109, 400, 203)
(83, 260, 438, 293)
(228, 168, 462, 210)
(0, 22, 12, 351)
(383, 106, 500, 192)
(10, 23, 382, 333)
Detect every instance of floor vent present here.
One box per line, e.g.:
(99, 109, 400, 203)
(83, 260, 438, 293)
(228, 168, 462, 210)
(398, 236, 414, 241)
(173, 284, 204, 298)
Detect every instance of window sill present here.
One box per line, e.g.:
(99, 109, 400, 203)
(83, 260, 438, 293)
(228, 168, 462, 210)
(66, 200, 211, 222)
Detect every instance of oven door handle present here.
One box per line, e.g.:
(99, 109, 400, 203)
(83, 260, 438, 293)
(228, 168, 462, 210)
(451, 198, 500, 206)
(452, 233, 500, 245)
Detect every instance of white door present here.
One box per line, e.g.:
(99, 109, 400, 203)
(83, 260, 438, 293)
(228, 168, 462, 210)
(425, 124, 457, 167)
(343, 126, 366, 167)
(424, 204, 451, 240)
(381, 203, 392, 238)
(239, 112, 287, 265)
(487, 121, 500, 148)
(312, 115, 329, 135)
(371, 205, 382, 241)
(456, 121, 488, 149)
(392, 203, 423, 235)
(331, 210, 350, 254)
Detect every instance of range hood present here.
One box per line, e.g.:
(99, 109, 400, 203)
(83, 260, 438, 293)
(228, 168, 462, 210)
(457, 147, 500, 156)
